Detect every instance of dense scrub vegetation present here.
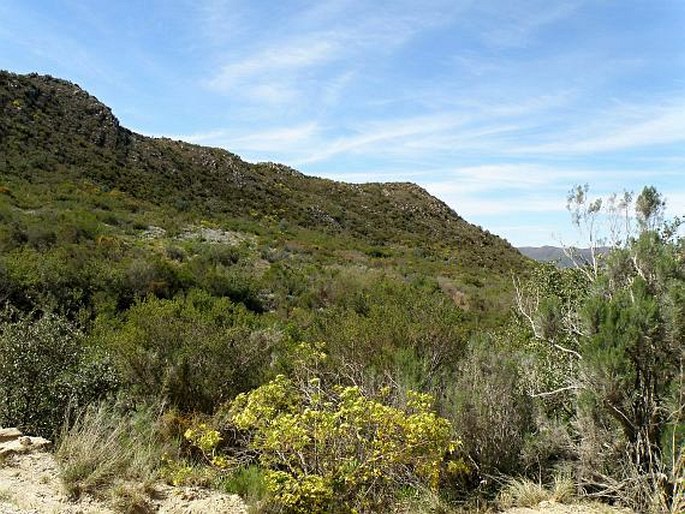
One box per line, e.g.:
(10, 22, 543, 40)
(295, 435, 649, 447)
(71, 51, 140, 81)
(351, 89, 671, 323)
(0, 71, 683, 513)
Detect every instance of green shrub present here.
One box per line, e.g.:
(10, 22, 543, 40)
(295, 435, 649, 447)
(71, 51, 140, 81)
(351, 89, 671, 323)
(0, 312, 119, 437)
(101, 290, 277, 411)
(446, 338, 534, 477)
(221, 465, 269, 506)
(298, 275, 469, 385)
(513, 186, 685, 512)
(121, 254, 181, 301)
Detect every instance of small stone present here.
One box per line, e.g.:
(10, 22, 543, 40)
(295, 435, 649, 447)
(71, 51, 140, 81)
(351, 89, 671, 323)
(0, 429, 22, 443)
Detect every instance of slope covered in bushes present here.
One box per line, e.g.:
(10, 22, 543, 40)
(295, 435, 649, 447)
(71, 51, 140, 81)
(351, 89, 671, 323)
(1, 71, 682, 513)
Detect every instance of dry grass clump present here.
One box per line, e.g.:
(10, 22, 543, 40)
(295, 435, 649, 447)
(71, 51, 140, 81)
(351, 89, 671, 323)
(56, 400, 176, 509)
(497, 474, 576, 509)
(669, 445, 685, 514)
(107, 482, 157, 514)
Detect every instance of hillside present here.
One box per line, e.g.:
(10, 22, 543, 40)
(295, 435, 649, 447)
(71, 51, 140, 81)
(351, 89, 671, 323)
(0, 72, 532, 422)
(0, 70, 532, 512)
(0, 71, 525, 281)
(1, 71, 680, 514)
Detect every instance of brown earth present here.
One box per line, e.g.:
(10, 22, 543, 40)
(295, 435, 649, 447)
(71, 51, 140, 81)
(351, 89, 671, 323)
(501, 501, 635, 514)
(0, 448, 246, 514)
(0, 429, 634, 514)
(0, 452, 636, 514)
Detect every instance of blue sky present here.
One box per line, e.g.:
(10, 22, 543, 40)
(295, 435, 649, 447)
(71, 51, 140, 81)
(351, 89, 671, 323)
(2, 0, 684, 246)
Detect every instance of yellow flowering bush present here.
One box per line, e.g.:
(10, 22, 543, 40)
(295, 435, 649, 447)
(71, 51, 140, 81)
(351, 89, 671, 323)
(183, 423, 230, 469)
(228, 342, 461, 513)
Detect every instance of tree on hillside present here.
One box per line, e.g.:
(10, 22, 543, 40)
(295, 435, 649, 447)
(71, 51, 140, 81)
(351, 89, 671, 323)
(516, 186, 684, 512)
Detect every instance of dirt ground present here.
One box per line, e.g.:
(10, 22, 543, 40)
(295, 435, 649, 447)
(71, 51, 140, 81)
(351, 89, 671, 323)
(0, 449, 635, 514)
(501, 502, 635, 514)
(0, 451, 246, 514)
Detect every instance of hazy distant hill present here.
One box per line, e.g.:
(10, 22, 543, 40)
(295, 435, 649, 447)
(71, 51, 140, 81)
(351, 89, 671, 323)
(518, 246, 571, 265)
(518, 245, 610, 267)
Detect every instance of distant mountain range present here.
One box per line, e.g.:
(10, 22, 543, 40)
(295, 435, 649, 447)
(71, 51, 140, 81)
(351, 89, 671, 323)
(518, 245, 610, 267)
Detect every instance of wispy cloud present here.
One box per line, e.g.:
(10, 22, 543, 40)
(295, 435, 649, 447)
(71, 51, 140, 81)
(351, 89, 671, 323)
(463, 0, 585, 48)
(515, 100, 685, 155)
(295, 114, 469, 164)
(202, 0, 464, 108)
(289, 93, 570, 165)
(194, 0, 250, 46)
(432, 164, 580, 192)
(420, 161, 685, 224)
(176, 122, 320, 159)
(207, 36, 340, 92)
(423, 185, 563, 216)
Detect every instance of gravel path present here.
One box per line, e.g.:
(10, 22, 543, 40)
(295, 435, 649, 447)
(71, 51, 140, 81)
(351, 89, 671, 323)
(0, 451, 112, 514)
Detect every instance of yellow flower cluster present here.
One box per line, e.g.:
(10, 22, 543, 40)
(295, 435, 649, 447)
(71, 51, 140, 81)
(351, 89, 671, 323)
(228, 342, 463, 513)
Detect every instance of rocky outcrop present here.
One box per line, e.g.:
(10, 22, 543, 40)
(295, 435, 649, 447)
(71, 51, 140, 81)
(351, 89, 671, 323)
(0, 428, 51, 458)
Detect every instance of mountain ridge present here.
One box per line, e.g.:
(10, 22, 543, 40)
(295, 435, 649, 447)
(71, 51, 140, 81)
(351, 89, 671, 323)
(0, 70, 527, 279)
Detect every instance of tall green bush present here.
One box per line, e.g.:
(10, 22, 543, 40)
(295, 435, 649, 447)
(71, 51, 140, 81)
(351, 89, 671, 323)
(101, 289, 277, 411)
(446, 339, 534, 477)
(0, 312, 119, 437)
(578, 229, 684, 509)
(515, 186, 685, 511)
(298, 275, 469, 388)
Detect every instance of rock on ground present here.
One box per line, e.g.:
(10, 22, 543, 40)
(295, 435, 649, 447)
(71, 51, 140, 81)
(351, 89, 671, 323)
(0, 429, 51, 458)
